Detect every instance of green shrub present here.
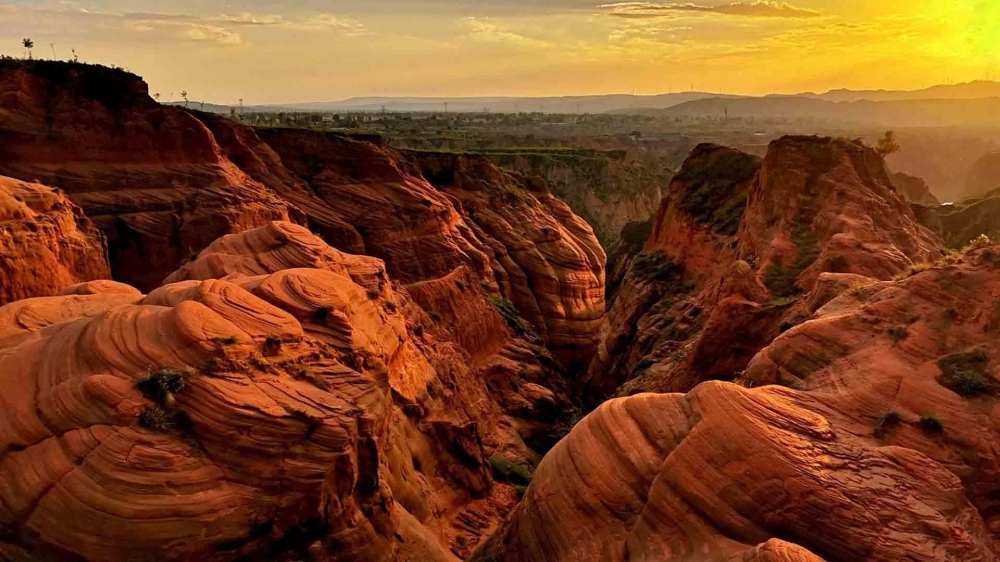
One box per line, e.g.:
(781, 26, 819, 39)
(138, 406, 176, 431)
(136, 368, 193, 404)
(675, 148, 761, 236)
(873, 410, 902, 437)
(263, 335, 282, 356)
(212, 336, 239, 346)
(249, 356, 271, 372)
(632, 358, 655, 375)
(888, 325, 909, 344)
(937, 351, 994, 396)
(489, 296, 528, 334)
(489, 456, 533, 486)
(632, 252, 684, 284)
(919, 415, 943, 433)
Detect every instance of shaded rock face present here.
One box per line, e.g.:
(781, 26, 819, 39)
(965, 150, 1000, 200)
(890, 171, 941, 207)
(217, 124, 606, 370)
(0, 60, 300, 291)
(582, 136, 943, 404)
(0, 222, 573, 561)
(485, 148, 668, 249)
(0, 176, 109, 304)
(936, 189, 1000, 249)
(476, 247, 1000, 562)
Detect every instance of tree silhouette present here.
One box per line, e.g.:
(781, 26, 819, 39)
(875, 131, 900, 160)
(22, 38, 33, 59)
(181, 91, 189, 108)
(154, 93, 161, 102)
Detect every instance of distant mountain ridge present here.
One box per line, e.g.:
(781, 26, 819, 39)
(170, 80, 1000, 115)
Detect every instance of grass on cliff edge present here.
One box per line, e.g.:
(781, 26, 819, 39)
(675, 149, 762, 236)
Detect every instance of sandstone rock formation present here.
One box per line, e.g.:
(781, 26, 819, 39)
(0, 221, 572, 560)
(0, 60, 300, 290)
(890, 171, 941, 207)
(485, 148, 668, 249)
(0, 175, 109, 305)
(582, 136, 943, 403)
(936, 188, 1000, 249)
(476, 244, 1000, 562)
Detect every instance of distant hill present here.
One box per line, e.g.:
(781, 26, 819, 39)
(165, 80, 1000, 117)
(807, 81, 1000, 103)
(621, 96, 1000, 128)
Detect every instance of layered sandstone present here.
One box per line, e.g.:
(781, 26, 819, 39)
(0, 222, 571, 560)
(583, 137, 943, 402)
(0, 175, 109, 304)
(0, 60, 299, 290)
(478, 245, 1000, 561)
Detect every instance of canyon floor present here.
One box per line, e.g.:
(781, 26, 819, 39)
(1, 60, 1000, 562)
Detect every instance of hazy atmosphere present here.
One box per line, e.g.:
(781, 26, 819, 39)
(2, 0, 998, 102)
(3, 1, 1000, 561)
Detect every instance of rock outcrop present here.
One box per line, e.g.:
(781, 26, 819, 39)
(582, 136, 943, 403)
(0, 175, 109, 305)
(476, 245, 1000, 562)
(0, 60, 300, 291)
(890, 171, 941, 207)
(936, 188, 1000, 249)
(485, 148, 668, 249)
(965, 150, 1000, 200)
(0, 221, 572, 560)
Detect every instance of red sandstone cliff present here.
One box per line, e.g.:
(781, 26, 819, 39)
(582, 136, 943, 403)
(0, 175, 109, 304)
(475, 242, 1000, 562)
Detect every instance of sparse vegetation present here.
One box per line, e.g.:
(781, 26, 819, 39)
(944, 307, 958, 321)
(367, 287, 382, 300)
(674, 148, 761, 236)
(632, 358, 655, 376)
(212, 335, 239, 346)
(873, 410, 902, 437)
(875, 131, 900, 160)
(887, 325, 909, 344)
(937, 351, 994, 396)
(963, 234, 993, 254)
(919, 414, 943, 433)
(632, 252, 685, 284)
(250, 356, 271, 372)
(489, 295, 528, 334)
(263, 335, 283, 356)
(489, 456, 533, 486)
(138, 406, 176, 431)
(136, 367, 193, 405)
(764, 221, 819, 298)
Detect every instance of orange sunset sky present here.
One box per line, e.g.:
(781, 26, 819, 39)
(1, 0, 998, 103)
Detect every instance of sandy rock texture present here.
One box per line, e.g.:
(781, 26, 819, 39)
(582, 136, 944, 403)
(476, 246, 1000, 561)
(0, 176, 109, 305)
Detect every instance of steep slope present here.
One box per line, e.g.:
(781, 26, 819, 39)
(0, 60, 300, 291)
(582, 136, 942, 403)
(965, 151, 1000, 200)
(475, 244, 1000, 562)
(890, 171, 941, 206)
(0, 175, 109, 304)
(208, 125, 606, 369)
(483, 148, 668, 249)
(0, 222, 574, 560)
(937, 189, 1000, 249)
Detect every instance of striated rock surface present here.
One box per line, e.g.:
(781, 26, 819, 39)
(0, 175, 110, 305)
(583, 136, 944, 403)
(0, 60, 300, 291)
(0, 221, 574, 560)
(223, 126, 606, 369)
(477, 246, 1000, 561)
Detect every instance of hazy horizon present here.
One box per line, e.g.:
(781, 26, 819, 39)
(2, 0, 998, 105)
